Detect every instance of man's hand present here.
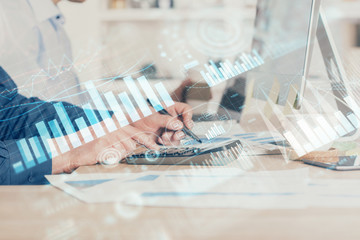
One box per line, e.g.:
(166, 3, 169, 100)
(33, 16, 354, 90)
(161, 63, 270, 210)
(52, 102, 194, 174)
(131, 102, 194, 146)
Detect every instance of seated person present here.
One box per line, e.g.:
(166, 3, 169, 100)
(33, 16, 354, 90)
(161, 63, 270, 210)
(0, 67, 193, 185)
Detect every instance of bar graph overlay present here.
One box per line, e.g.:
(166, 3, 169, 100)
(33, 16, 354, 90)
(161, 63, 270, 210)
(201, 50, 265, 87)
(13, 76, 175, 174)
(281, 95, 360, 157)
(205, 124, 226, 140)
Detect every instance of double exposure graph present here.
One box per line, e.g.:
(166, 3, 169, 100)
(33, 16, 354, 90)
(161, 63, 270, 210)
(201, 50, 264, 87)
(13, 76, 174, 173)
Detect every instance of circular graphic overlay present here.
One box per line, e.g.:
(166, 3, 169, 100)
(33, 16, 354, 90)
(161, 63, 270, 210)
(97, 148, 122, 166)
(186, 18, 249, 58)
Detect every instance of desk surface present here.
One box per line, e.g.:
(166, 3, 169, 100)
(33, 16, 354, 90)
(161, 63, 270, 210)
(1, 153, 360, 240)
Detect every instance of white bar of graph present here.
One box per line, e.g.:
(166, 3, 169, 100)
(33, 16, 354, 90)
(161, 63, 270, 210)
(123, 76, 152, 117)
(347, 113, 360, 128)
(219, 68, 229, 80)
(334, 125, 347, 136)
(36, 121, 59, 158)
(118, 92, 141, 122)
(54, 103, 81, 149)
(248, 54, 259, 67)
(48, 120, 70, 154)
(231, 65, 240, 75)
(234, 65, 242, 75)
(205, 73, 216, 86)
(137, 76, 164, 112)
(155, 82, 175, 107)
(75, 117, 94, 143)
(225, 60, 238, 75)
(303, 143, 314, 153)
(220, 125, 226, 133)
(297, 119, 322, 148)
(214, 124, 221, 135)
(252, 49, 265, 64)
(235, 61, 244, 72)
(253, 56, 263, 66)
(221, 63, 234, 78)
(313, 126, 331, 145)
(85, 81, 117, 133)
(17, 139, 35, 169)
(315, 116, 338, 140)
(201, 71, 213, 87)
(335, 111, 354, 133)
(344, 96, 360, 118)
(283, 131, 306, 156)
(104, 91, 129, 127)
(209, 65, 222, 82)
(93, 123, 106, 138)
(210, 128, 216, 137)
(208, 131, 213, 139)
(82, 103, 106, 138)
(204, 64, 218, 82)
(28, 138, 41, 161)
(241, 63, 248, 71)
(242, 54, 254, 69)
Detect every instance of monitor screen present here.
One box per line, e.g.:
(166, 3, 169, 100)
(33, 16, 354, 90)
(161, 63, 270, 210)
(219, 0, 316, 119)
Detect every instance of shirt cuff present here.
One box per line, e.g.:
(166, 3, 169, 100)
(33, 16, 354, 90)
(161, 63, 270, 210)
(2, 140, 52, 185)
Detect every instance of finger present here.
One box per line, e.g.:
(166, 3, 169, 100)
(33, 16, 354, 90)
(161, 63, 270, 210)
(167, 102, 194, 129)
(155, 114, 184, 131)
(119, 138, 137, 154)
(160, 131, 185, 145)
(123, 126, 160, 150)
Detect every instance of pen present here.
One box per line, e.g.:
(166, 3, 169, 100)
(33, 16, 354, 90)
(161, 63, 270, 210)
(146, 99, 202, 144)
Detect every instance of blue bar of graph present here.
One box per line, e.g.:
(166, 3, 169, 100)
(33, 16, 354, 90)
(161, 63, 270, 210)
(223, 62, 236, 77)
(252, 49, 265, 64)
(124, 76, 152, 117)
(242, 54, 254, 69)
(85, 81, 117, 133)
(201, 71, 213, 87)
(219, 63, 230, 79)
(54, 102, 81, 148)
(75, 117, 94, 143)
(48, 119, 70, 153)
(35, 121, 58, 158)
(16, 139, 36, 169)
(104, 91, 129, 127)
(118, 92, 141, 122)
(83, 103, 99, 125)
(209, 60, 224, 79)
(155, 82, 175, 107)
(29, 136, 47, 164)
(247, 53, 259, 67)
(204, 64, 218, 82)
(12, 161, 25, 174)
(225, 60, 238, 75)
(82, 103, 106, 138)
(240, 56, 251, 70)
(137, 76, 164, 112)
(235, 61, 245, 72)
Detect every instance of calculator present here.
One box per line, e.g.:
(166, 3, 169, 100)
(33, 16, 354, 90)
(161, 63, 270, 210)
(126, 139, 242, 166)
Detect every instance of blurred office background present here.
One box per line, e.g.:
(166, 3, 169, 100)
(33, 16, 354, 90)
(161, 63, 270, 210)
(58, 0, 360, 88)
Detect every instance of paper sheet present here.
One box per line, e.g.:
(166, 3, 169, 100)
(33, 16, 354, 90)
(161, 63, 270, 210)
(46, 168, 309, 209)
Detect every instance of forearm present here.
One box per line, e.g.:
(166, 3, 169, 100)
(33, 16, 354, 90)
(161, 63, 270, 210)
(0, 140, 51, 185)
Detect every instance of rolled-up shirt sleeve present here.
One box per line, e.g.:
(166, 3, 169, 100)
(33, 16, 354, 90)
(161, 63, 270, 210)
(0, 140, 51, 185)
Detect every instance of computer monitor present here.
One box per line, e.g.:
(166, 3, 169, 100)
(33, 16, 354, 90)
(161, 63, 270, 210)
(219, 0, 320, 119)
